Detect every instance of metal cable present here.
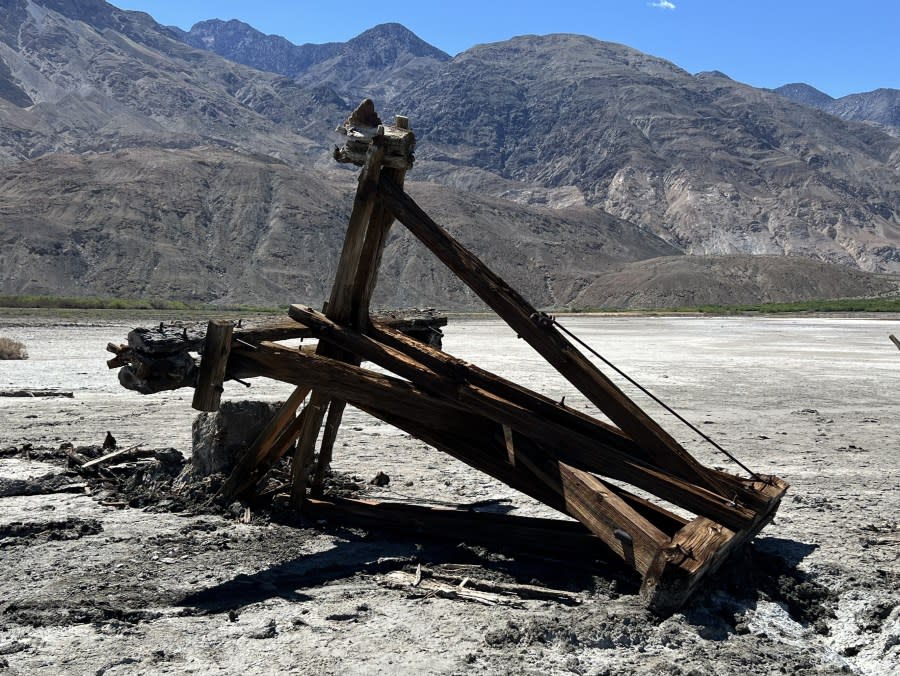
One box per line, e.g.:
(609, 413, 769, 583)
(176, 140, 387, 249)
(546, 314, 763, 481)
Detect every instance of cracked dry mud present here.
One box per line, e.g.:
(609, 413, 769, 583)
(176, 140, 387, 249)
(0, 313, 898, 675)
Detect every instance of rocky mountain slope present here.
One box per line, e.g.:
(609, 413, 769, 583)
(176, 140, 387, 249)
(0, 0, 899, 308)
(173, 22, 900, 274)
(396, 37, 900, 273)
(177, 20, 450, 103)
(774, 83, 900, 131)
(3, 147, 893, 309)
(0, 0, 345, 165)
(0, 147, 675, 308)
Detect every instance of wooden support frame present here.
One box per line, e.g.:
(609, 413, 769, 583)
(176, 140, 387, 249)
(143, 100, 789, 613)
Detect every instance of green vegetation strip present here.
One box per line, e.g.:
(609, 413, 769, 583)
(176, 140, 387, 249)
(0, 295, 281, 313)
(575, 297, 900, 314)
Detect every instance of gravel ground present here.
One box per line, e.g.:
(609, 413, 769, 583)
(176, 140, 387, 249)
(0, 313, 898, 675)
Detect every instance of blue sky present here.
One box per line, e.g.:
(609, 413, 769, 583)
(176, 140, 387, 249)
(118, 1, 898, 98)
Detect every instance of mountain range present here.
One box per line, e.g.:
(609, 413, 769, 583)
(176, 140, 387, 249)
(0, 0, 898, 308)
(773, 82, 900, 133)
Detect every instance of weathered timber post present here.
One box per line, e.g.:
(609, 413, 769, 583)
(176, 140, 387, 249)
(288, 100, 416, 507)
(309, 113, 414, 495)
(192, 320, 233, 412)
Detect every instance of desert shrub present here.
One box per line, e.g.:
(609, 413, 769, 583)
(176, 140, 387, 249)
(0, 337, 28, 360)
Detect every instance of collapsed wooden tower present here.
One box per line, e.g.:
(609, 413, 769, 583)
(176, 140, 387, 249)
(113, 100, 788, 613)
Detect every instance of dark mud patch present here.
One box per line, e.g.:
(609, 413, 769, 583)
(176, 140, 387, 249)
(0, 517, 102, 545)
(0, 472, 85, 497)
(675, 540, 836, 638)
(1, 599, 164, 628)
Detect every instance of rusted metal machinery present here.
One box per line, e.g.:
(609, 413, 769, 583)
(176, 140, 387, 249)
(110, 100, 788, 613)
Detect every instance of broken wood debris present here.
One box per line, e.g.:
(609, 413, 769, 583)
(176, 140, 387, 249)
(380, 570, 520, 607)
(108, 100, 788, 614)
(381, 566, 584, 606)
(79, 444, 146, 470)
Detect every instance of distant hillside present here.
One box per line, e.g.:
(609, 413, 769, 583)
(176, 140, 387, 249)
(572, 255, 900, 309)
(0, 1, 899, 309)
(177, 20, 450, 102)
(399, 36, 900, 273)
(774, 83, 900, 131)
(0, 148, 685, 309)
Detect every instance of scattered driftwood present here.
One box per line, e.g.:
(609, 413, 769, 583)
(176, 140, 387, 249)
(380, 569, 524, 607)
(78, 444, 146, 470)
(108, 100, 788, 614)
(0, 389, 73, 398)
(416, 567, 584, 605)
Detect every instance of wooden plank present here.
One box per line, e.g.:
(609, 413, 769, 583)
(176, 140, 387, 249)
(416, 567, 584, 604)
(380, 571, 520, 607)
(236, 403, 312, 500)
(290, 391, 329, 508)
(369, 319, 643, 457)
(304, 496, 608, 559)
(79, 444, 144, 470)
(349, 114, 412, 329)
(377, 176, 731, 498)
(287, 133, 387, 505)
(510, 443, 668, 575)
(354, 398, 569, 513)
(192, 320, 233, 412)
(326, 135, 386, 324)
(360, 390, 685, 540)
(310, 399, 346, 497)
(503, 425, 516, 466)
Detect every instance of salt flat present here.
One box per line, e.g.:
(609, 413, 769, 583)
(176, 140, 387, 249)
(0, 314, 898, 675)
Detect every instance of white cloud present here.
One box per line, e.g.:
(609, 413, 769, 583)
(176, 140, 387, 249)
(650, 1, 676, 9)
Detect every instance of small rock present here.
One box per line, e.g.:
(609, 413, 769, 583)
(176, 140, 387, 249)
(247, 619, 277, 639)
(0, 641, 28, 655)
(369, 471, 390, 487)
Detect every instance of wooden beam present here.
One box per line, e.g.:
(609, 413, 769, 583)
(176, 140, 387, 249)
(290, 391, 329, 508)
(368, 319, 639, 456)
(192, 320, 233, 412)
(349, 114, 411, 329)
(310, 399, 346, 497)
(229, 343, 758, 530)
(284, 307, 758, 529)
(509, 443, 668, 575)
(310, 114, 415, 494)
(304, 496, 608, 559)
(326, 133, 386, 324)
(377, 176, 731, 499)
(288, 131, 387, 505)
(641, 474, 788, 614)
